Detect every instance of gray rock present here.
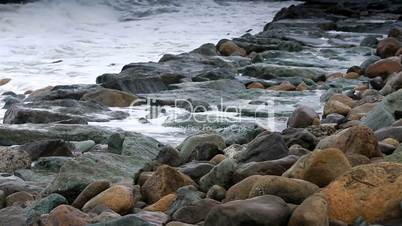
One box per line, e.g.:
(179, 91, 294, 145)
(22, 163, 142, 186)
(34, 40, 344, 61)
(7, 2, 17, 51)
(199, 158, 236, 191)
(18, 139, 74, 161)
(88, 214, 155, 226)
(32, 157, 72, 172)
(239, 63, 326, 80)
(24, 193, 67, 219)
(0, 206, 28, 226)
(217, 124, 262, 146)
(173, 199, 220, 224)
(287, 105, 319, 128)
(167, 185, 204, 216)
(282, 128, 318, 150)
(178, 162, 214, 181)
(206, 185, 226, 201)
(178, 133, 226, 163)
(375, 126, 402, 142)
(0, 147, 31, 173)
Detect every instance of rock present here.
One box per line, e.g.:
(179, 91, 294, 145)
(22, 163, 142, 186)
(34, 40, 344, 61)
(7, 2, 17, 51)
(366, 57, 402, 79)
(382, 138, 401, 148)
(25, 193, 67, 218)
(362, 90, 402, 131)
(6, 191, 34, 207)
(282, 128, 318, 150)
(206, 185, 226, 201)
(346, 153, 371, 167)
(90, 211, 121, 224)
(287, 105, 319, 128)
(177, 133, 226, 163)
(322, 162, 402, 224)
(166, 222, 195, 226)
(0, 190, 5, 208)
(199, 158, 236, 191)
(0, 78, 11, 86)
(240, 63, 326, 80)
(177, 162, 214, 181)
(133, 211, 169, 226)
(316, 125, 382, 159)
(218, 124, 262, 146)
(347, 103, 377, 121)
(296, 81, 309, 91)
(381, 71, 402, 95)
(322, 113, 346, 125)
(375, 127, 402, 143)
(283, 148, 351, 187)
(289, 144, 311, 156)
(82, 185, 135, 215)
(0, 147, 31, 173)
(360, 36, 378, 48)
(141, 165, 196, 204)
(377, 37, 402, 58)
(361, 56, 381, 73)
(153, 145, 182, 167)
(88, 214, 156, 226)
(137, 172, 153, 187)
(323, 94, 353, 116)
(226, 175, 319, 204)
(80, 88, 138, 107)
(71, 140, 96, 153)
(385, 145, 402, 163)
(0, 206, 28, 226)
(173, 198, 220, 224)
(204, 195, 291, 226)
(144, 193, 176, 212)
(237, 132, 289, 163)
(233, 155, 298, 183)
(72, 180, 110, 209)
(218, 40, 247, 57)
(246, 82, 264, 89)
(33, 157, 71, 172)
(18, 139, 74, 161)
(288, 193, 329, 226)
(166, 185, 204, 216)
(344, 72, 360, 79)
(209, 154, 225, 165)
(46, 205, 91, 226)
(267, 81, 296, 91)
(379, 141, 396, 155)
(370, 76, 385, 90)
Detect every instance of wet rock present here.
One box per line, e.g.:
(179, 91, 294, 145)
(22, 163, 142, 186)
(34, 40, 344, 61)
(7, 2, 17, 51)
(25, 193, 67, 218)
(362, 90, 402, 130)
(323, 162, 402, 224)
(323, 94, 354, 116)
(80, 88, 138, 107)
(287, 105, 319, 128)
(144, 193, 176, 212)
(282, 128, 318, 150)
(218, 40, 247, 57)
(204, 195, 291, 226)
(192, 68, 236, 82)
(82, 185, 135, 215)
(0, 147, 31, 173)
(360, 36, 379, 48)
(316, 125, 381, 159)
(377, 37, 402, 58)
(173, 198, 220, 224)
(0, 176, 42, 197)
(166, 185, 204, 216)
(141, 165, 196, 204)
(72, 180, 110, 209)
(177, 133, 226, 163)
(217, 124, 262, 146)
(225, 175, 319, 204)
(366, 56, 402, 79)
(6, 191, 34, 207)
(240, 63, 326, 80)
(199, 158, 236, 191)
(370, 76, 385, 90)
(46, 205, 91, 226)
(283, 148, 351, 187)
(361, 55, 381, 72)
(177, 162, 214, 181)
(209, 154, 225, 165)
(0, 78, 11, 86)
(0, 190, 5, 208)
(267, 81, 296, 91)
(237, 131, 289, 163)
(0, 206, 28, 226)
(206, 185, 226, 201)
(288, 193, 329, 226)
(246, 82, 264, 89)
(233, 155, 298, 183)
(190, 43, 219, 56)
(18, 139, 74, 161)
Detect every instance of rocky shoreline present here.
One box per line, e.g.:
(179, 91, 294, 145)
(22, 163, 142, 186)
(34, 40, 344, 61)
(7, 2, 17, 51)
(1, 0, 402, 225)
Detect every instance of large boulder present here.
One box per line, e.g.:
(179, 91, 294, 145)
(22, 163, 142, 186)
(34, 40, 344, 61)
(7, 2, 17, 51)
(141, 165, 196, 204)
(199, 158, 237, 191)
(204, 195, 291, 226)
(316, 125, 382, 159)
(377, 37, 402, 58)
(237, 132, 289, 163)
(177, 133, 226, 163)
(283, 148, 351, 187)
(287, 105, 319, 128)
(366, 57, 402, 79)
(322, 162, 402, 224)
(362, 89, 402, 131)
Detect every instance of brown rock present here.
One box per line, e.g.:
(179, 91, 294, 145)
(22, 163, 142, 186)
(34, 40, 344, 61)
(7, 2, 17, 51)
(322, 162, 402, 224)
(209, 154, 225, 165)
(344, 72, 360, 79)
(287, 105, 319, 128)
(6, 191, 34, 207)
(246, 82, 264, 89)
(377, 37, 402, 58)
(28, 86, 53, 98)
(144, 193, 176, 212)
(316, 125, 382, 159)
(81, 88, 138, 107)
(72, 180, 110, 209)
(346, 153, 371, 167)
(324, 100, 351, 116)
(267, 81, 296, 91)
(288, 193, 329, 226)
(141, 165, 196, 204)
(366, 57, 402, 79)
(0, 78, 11, 86)
(347, 103, 377, 121)
(137, 172, 154, 187)
(283, 148, 351, 187)
(218, 41, 247, 57)
(296, 81, 309, 91)
(46, 205, 91, 226)
(396, 47, 402, 56)
(172, 198, 220, 224)
(82, 185, 135, 215)
(224, 175, 263, 202)
(327, 72, 344, 81)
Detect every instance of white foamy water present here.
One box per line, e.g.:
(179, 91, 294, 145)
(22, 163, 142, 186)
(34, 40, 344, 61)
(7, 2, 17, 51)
(0, 0, 297, 93)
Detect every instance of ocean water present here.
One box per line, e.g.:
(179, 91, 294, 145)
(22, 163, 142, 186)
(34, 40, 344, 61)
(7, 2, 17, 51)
(0, 0, 301, 144)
